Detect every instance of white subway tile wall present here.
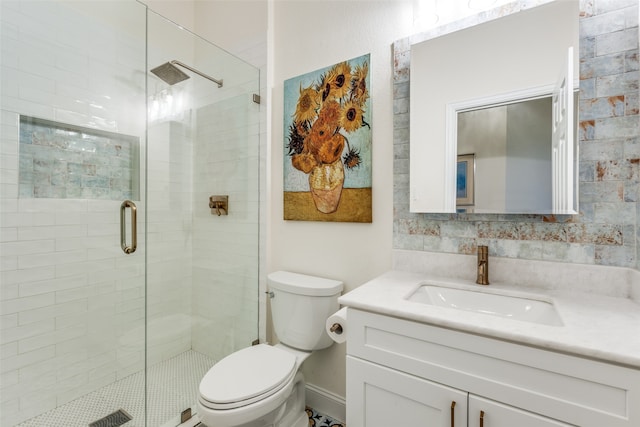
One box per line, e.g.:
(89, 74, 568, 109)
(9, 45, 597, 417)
(1, 1, 261, 426)
(190, 94, 260, 362)
(1, 1, 147, 425)
(145, 120, 193, 368)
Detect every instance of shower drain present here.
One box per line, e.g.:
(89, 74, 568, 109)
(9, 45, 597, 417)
(88, 409, 133, 427)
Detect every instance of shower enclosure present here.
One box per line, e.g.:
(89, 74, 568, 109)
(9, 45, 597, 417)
(0, 2, 260, 426)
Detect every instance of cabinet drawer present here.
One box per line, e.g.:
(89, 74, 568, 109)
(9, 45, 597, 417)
(347, 309, 640, 427)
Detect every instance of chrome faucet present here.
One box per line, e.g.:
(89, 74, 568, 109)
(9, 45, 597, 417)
(476, 245, 489, 285)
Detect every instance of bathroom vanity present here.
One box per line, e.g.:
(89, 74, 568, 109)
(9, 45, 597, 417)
(339, 262, 640, 427)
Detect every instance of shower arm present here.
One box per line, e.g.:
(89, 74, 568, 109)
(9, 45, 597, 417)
(171, 60, 223, 88)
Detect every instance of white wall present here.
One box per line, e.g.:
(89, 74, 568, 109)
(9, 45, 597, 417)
(269, 0, 414, 397)
(505, 99, 552, 212)
(458, 107, 508, 212)
(144, 0, 195, 33)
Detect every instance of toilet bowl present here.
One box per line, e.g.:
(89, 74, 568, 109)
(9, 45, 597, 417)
(197, 344, 310, 427)
(196, 271, 343, 427)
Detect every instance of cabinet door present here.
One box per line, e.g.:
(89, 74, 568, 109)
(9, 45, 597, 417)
(469, 395, 574, 427)
(347, 356, 467, 427)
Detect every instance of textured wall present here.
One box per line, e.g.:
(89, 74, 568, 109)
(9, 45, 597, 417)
(393, 0, 639, 270)
(18, 118, 139, 200)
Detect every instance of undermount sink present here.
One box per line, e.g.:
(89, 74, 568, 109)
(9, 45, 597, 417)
(406, 283, 563, 326)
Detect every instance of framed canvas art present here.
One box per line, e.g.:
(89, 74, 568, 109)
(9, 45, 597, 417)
(283, 54, 372, 222)
(457, 154, 475, 206)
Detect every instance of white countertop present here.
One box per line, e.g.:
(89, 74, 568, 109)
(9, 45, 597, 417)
(339, 269, 640, 368)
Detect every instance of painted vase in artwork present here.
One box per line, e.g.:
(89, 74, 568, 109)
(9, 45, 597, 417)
(308, 158, 344, 214)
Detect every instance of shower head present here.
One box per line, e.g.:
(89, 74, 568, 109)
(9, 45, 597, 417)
(150, 61, 190, 85)
(150, 60, 223, 88)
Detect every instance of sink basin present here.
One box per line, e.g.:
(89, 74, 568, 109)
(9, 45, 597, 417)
(406, 284, 563, 326)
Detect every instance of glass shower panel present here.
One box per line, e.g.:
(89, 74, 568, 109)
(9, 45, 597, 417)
(146, 10, 260, 426)
(0, 1, 147, 426)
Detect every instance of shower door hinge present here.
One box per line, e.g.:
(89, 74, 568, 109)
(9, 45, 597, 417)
(181, 408, 192, 423)
(252, 93, 261, 104)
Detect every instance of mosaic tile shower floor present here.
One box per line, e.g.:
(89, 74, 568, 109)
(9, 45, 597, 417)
(16, 350, 215, 427)
(15, 350, 346, 427)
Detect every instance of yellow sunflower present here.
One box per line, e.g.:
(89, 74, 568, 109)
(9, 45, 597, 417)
(350, 61, 369, 105)
(339, 101, 365, 133)
(294, 84, 321, 123)
(316, 100, 341, 125)
(321, 61, 352, 101)
(313, 132, 345, 165)
(291, 152, 318, 174)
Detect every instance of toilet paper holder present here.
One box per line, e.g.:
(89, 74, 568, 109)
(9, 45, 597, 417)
(329, 323, 343, 334)
(326, 307, 347, 344)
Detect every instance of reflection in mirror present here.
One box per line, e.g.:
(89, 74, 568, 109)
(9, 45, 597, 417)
(456, 153, 475, 207)
(457, 96, 553, 213)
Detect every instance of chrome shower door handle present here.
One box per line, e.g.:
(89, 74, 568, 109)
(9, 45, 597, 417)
(120, 200, 137, 254)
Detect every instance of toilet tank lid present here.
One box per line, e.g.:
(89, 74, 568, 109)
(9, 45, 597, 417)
(267, 271, 343, 296)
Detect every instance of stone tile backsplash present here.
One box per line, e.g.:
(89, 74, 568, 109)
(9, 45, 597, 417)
(19, 116, 139, 200)
(392, 0, 639, 269)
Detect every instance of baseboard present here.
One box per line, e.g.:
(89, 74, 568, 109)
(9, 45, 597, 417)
(305, 383, 346, 423)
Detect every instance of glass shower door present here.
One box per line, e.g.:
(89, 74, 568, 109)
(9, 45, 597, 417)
(0, 2, 259, 425)
(145, 10, 260, 427)
(0, 1, 148, 426)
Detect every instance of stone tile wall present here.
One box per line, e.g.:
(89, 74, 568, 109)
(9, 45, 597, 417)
(19, 117, 139, 200)
(393, 0, 639, 269)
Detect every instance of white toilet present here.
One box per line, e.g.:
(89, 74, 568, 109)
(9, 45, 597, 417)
(196, 271, 344, 427)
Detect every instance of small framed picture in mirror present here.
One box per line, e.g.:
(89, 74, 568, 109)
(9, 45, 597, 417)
(456, 154, 475, 206)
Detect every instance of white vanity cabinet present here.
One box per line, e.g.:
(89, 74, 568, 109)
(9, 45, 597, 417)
(346, 308, 640, 427)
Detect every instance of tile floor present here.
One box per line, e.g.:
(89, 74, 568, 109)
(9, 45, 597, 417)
(16, 351, 215, 427)
(306, 406, 346, 427)
(15, 350, 346, 427)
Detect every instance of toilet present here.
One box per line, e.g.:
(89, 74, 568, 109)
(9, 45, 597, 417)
(196, 271, 344, 427)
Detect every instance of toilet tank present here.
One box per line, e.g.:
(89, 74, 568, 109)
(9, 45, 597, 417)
(267, 271, 343, 351)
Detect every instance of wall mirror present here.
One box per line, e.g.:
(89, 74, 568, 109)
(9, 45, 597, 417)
(409, 0, 579, 214)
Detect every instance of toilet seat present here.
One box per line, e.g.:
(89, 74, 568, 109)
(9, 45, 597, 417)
(199, 344, 297, 410)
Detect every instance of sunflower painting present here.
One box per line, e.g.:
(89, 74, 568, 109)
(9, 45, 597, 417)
(283, 54, 372, 222)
